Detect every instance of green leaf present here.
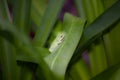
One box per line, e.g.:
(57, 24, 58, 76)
(32, 0, 46, 15)
(31, 0, 47, 28)
(0, 0, 18, 80)
(0, 30, 14, 44)
(16, 47, 50, 63)
(0, 19, 31, 46)
(68, 59, 91, 80)
(81, 0, 107, 77)
(45, 13, 85, 80)
(82, 0, 96, 24)
(0, 39, 19, 80)
(110, 68, 120, 80)
(17, 45, 54, 80)
(91, 62, 120, 80)
(33, 0, 65, 47)
(75, 0, 86, 19)
(104, 22, 120, 65)
(71, 0, 120, 64)
(13, 0, 31, 36)
(0, 0, 10, 20)
(0, 19, 54, 80)
(103, 0, 120, 66)
(75, 0, 107, 77)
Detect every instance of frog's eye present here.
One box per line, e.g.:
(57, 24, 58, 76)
(49, 32, 65, 52)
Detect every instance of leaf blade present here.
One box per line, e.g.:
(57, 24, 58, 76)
(71, 0, 120, 64)
(45, 13, 85, 79)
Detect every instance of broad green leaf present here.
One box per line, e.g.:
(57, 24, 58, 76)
(45, 13, 85, 80)
(91, 62, 120, 80)
(33, 0, 65, 47)
(71, 0, 120, 64)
